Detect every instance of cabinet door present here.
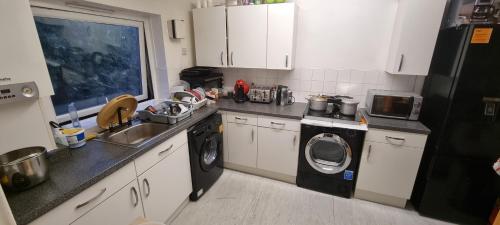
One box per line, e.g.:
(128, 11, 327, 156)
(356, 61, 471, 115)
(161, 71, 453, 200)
(0, 0, 54, 96)
(267, 3, 296, 70)
(356, 142, 423, 199)
(193, 6, 227, 67)
(385, 0, 447, 75)
(227, 5, 268, 69)
(139, 144, 192, 222)
(227, 122, 258, 167)
(71, 180, 143, 225)
(257, 127, 299, 176)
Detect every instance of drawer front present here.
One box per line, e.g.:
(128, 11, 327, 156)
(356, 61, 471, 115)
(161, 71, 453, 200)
(134, 130, 188, 175)
(226, 112, 258, 125)
(29, 163, 136, 225)
(258, 116, 300, 132)
(366, 129, 427, 148)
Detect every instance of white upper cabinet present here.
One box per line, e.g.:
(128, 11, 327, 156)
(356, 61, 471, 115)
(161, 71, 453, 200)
(193, 6, 228, 67)
(0, 0, 54, 96)
(385, 0, 447, 76)
(267, 3, 297, 70)
(227, 5, 268, 69)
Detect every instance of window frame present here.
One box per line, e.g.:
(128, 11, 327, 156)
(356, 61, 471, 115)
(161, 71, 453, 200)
(31, 7, 150, 123)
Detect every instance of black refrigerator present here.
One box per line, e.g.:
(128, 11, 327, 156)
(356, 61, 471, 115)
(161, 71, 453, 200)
(412, 24, 500, 224)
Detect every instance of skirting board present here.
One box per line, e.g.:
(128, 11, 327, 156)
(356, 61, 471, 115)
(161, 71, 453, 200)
(165, 197, 190, 225)
(354, 189, 408, 208)
(224, 162, 296, 184)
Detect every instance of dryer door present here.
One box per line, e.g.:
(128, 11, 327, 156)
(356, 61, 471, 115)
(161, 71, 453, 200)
(200, 132, 221, 171)
(305, 133, 352, 174)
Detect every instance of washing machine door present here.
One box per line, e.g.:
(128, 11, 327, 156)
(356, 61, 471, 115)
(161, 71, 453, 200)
(305, 133, 352, 174)
(200, 132, 221, 171)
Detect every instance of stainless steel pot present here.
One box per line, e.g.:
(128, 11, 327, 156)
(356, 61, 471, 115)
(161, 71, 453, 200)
(0, 147, 49, 191)
(306, 95, 329, 111)
(337, 98, 360, 116)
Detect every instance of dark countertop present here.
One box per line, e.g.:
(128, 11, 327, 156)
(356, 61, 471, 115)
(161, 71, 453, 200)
(216, 98, 307, 120)
(5, 105, 219, 225)
(360, 108, 431, 135)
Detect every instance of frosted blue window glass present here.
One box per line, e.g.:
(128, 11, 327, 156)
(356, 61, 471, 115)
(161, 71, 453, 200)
(34, 16, 144, 115)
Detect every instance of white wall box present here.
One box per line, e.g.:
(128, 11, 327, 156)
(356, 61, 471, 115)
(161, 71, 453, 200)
(227, 5, 268, 69)
(385, 0, 447, 75)
(138, 143, 192, 222)
(193, 6, 228, 67)
(267, 3, 297, 70)
(70, 180, 143, 225)
(0, 0, 54, 96)
(193, 4, 297, 70)
(167, 19, 186, 39)
(29, 163, 137, 225)
(355, 129, 428, 208)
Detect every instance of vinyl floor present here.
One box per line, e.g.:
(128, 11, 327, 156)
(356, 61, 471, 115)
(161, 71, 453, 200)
(170, 169, 456, 225)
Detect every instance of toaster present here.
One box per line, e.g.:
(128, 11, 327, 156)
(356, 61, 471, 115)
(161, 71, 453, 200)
(248, 87, 273, 103)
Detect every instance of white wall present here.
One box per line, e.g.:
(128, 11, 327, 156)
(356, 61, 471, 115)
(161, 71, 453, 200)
(223, 0, 425, 106)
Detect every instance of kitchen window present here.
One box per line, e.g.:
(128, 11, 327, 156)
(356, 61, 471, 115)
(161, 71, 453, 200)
(32, 7, 151, 122)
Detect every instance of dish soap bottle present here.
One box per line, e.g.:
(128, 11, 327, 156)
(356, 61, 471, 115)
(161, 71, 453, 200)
(68, 102, 82, 128)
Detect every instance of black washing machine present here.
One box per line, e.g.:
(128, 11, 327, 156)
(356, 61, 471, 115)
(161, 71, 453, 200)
(188, 113, 224, 201)
(296, 122, 366, 198)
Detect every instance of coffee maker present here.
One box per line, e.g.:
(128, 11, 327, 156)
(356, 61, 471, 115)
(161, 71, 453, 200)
(275, 85, 294, 106)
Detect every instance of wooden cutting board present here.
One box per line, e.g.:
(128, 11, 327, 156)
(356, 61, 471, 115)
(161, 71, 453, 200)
(96, 95, 138, 129)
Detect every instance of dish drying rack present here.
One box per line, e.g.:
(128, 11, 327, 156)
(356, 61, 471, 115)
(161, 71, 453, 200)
(137, 100, 193, 125)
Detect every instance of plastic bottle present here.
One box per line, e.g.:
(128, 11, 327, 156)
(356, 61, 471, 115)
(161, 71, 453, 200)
(68, 102, 82, 128)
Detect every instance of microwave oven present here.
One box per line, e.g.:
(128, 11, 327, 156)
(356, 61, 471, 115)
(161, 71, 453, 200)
(365, 89, 423, 120)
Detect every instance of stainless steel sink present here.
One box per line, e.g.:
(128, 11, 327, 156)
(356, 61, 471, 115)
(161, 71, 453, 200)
(97, 122, 170, 148)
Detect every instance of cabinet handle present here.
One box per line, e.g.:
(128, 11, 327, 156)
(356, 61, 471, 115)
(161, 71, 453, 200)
(75, 188, 106, 209)
(271, 121, 285, 126)
(293, 135, 297, 148)
(231, 52, 234, 66)
(131, 186, 139, 207)
(235, 117, 247, 121)
(385, 136, 406, 145)
(158, 144, 174, 156)
(398, 54, 405, 72)
(367, 145, 372, 163)
(143, 179, 151, 198)
(285, 55, 289, 68)
(220, 51, 224, 66)
(251, 129, 254, 143)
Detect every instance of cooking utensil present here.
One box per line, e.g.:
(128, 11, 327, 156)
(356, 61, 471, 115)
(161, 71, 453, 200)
(306, 95, 329, 111)
(0, 147, 49, 191)
(335, 97, 359, 116)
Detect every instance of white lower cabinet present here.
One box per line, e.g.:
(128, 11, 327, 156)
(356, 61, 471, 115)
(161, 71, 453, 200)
(138, 144, 192, 222)
(71, 180, 143, 225)
(355, 129, 427, 207)
(257, 127, 299, 176)
(226, 122, 258, 167)
(28, 130, 192, 225)
(222, 111, 301, 181)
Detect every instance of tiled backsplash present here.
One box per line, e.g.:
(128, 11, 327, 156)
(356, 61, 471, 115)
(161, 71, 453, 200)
(222, 68, 425, 107)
